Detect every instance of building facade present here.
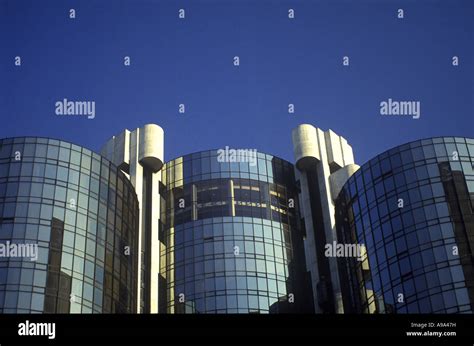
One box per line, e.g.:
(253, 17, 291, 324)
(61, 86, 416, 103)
(2, 126, 472, 315)
(0, 137, 139, 313)
(158, 149, 313, 313)
(101, 124, 164, 313)
(291, 124, 359, 313)
(335, 137, 474, 313)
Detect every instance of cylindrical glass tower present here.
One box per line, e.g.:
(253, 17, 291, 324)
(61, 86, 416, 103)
(0, 137, 139, 313)
(335, 137, 474, 313)
(159, 149, 312, 313)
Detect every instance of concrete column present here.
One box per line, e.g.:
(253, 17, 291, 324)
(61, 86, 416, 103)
(101, 123, 165, 314)
(292, 124, 358, 314)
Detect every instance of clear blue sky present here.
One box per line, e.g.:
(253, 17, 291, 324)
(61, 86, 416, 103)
(1, 0, 473, 165)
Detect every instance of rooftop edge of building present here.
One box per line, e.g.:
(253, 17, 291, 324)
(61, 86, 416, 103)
(101, 123, 164, 173)
(291, 124, 355, 172)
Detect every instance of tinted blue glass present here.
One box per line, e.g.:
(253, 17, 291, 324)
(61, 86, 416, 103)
(335, 137, 474, 313)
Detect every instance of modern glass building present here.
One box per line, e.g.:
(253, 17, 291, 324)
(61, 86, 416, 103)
(0, 137, 139, 313)
(158, 149, 313, 313)
(3, 126, 472, 316)
(335, 137, 474, 313)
